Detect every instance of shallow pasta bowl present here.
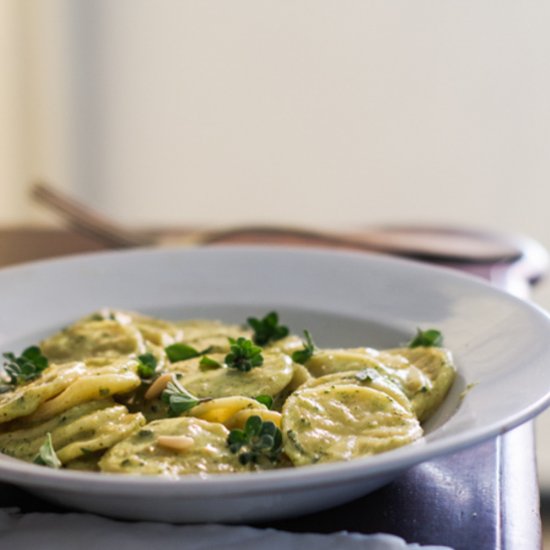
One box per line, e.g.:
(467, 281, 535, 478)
(0, 246, 550, 523)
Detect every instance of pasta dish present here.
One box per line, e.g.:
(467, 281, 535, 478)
(0, 310, 455, 476)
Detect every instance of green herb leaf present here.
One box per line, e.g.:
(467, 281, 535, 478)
(227, 428, 248, 452)
(255, 395, 273, 409)
(227, 415, 283, 465)
(247, 311, 289, 346)
(137, 353, 158, 379)
(165, 343, 214, 363)
(2, 346, 49, 387)
(408, 328, 443, 348)
(291, 330, 316, 364)
(199, 356, 222, 371)
(225, 337, 264, 372)
(165, 343, 201, 362)
(33, 433, 61, 469)
(161, 378, 207, 416)
(244, 414, 263, 437)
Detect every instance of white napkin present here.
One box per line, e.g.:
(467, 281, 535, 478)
(0, 508, 452, 550)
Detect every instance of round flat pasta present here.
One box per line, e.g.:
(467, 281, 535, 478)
(271, 362, 312, 410)
(25, 357, 141, 423)
(302, 347, 454, 421)
(304, 348, 409, 378)
(100, 309, 184, 348)
(182, 335, 238, 354)
(301, 369, 413, 412)
(99, 417, 250, 476)
(0, 362, 87, 424)
(167, 352, 294, 400)
(282, 384, 423, 466)
(0, 400, 145, 464)
(265, 335, 304, 356)
(41, 319, 146, 362)
(175, 320, 252, 343)
(166, 320, 252, 354)
(383, 347, 456, 422)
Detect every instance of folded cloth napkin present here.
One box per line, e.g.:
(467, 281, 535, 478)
(0, 508, 452, 550)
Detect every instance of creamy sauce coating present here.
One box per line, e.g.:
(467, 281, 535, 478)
(0, 309, 456, 475)
(99, 417, 249, 476)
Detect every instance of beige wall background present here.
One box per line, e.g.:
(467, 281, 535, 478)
(2, 1, 550, 230)
(2, 0, 550, 484)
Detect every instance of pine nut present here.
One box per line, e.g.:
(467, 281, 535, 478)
(144, 373, 173, 400)
(156, 435, 194, 451)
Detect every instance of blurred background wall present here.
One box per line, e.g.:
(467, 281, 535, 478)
(1, 0, 550, 483)
(2, 1, 550, 230)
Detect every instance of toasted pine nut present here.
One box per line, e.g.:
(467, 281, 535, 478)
(144, 373, 173, 400)
(156, 435, 194, 451)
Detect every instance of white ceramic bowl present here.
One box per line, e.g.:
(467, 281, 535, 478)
(1, 246, 549, 523)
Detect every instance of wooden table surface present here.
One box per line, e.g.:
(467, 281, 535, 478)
(0, 226, 543, 549)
